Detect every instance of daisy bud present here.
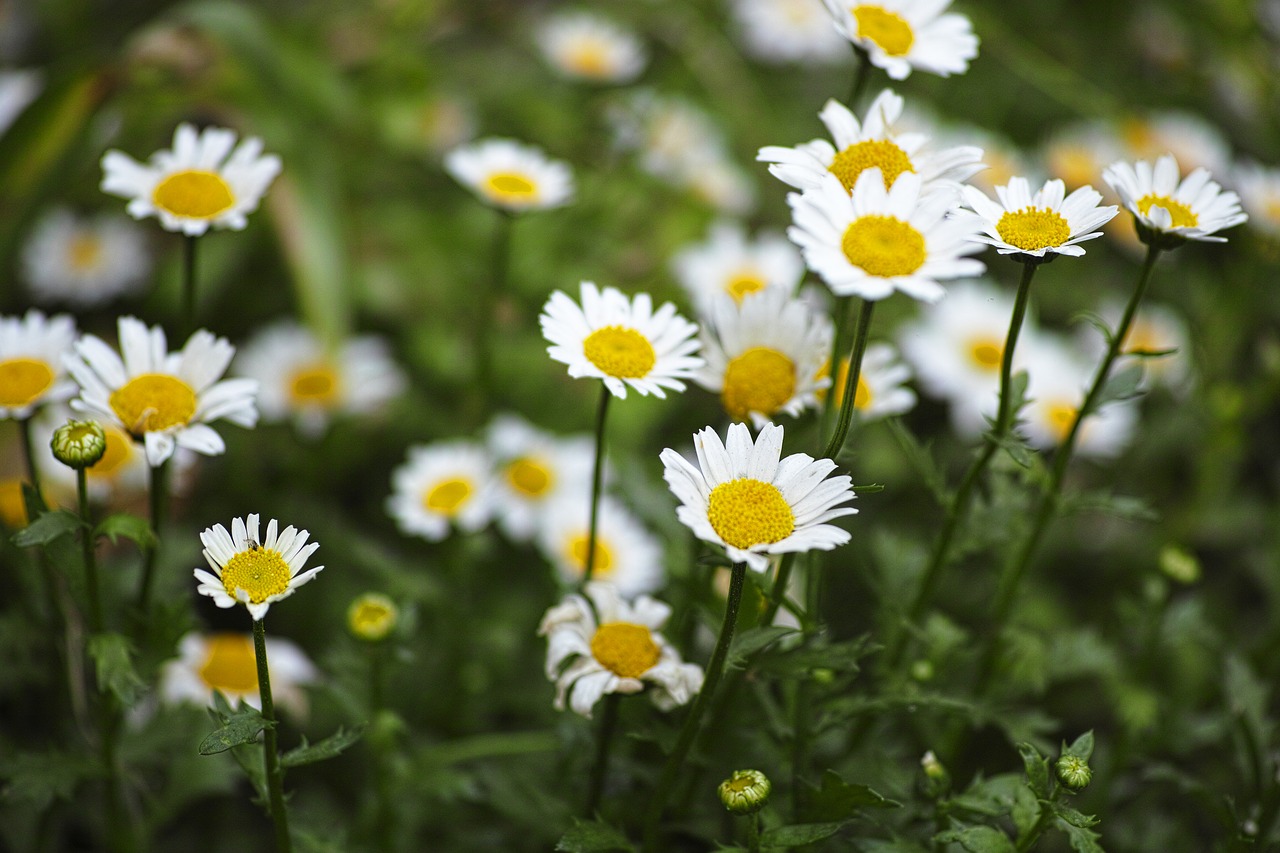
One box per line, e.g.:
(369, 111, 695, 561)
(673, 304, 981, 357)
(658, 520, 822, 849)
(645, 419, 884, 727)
(51, 419, 106, 470)
(719, 769, 772, 815)
(919, 750, 950, 799)
(1056, 755, 1092, 791)
(348, 593, 398, 642)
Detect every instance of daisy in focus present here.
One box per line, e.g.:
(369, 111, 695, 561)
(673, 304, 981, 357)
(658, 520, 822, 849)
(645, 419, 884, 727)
(101, 123, 281, 236)
(386, 440, 494, 541)
(1103, 154, 1247, 245)
(729, 0, 849, 65)
(821, 341, 917, 422)
(444, 137, 574, 213)
(535, 11, 648, 84)
(160, 631, 317, 715)
(661, 422, 856, 572)
(956, 177, 1118, 260)
(486, 414, 595, 542)
(0, 310, 77, 421)
(821, 0, 979, 80)
(22, 209, 151, 307)
(539, 582, 703, 717)
(194, 514, 324, 621)
(537, 495, 664, 598)
(671, 221, 803, 317)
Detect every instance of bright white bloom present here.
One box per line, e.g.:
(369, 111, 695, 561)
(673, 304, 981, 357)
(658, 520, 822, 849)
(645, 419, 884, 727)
(956, 177, 1118, 259)
(730, 0, 849, 65)
(672, 221, 803, 317)
(1018, 335, 1137, 459)
(0, 70, 40, 138)
(65, 317, 257, 467)
(661, 422, 856, 572)
(788, 169, 985, 302)
(235, 322, 406, 438)
(1233, 161, 1280, 239)
(821, 0, 978, 80)
(823, 341, 917, 422)
(160, 631, 317, 716)
(695, 289, 832, 426)
(194, 514, 324, 621)
(486, 414, 595, 542)
(535, 11, 647, 84)
(1103, 154, 1247, 243)
(0, 310, 77, 420)
(537, 496, 664, 597)
(541, 281, 703, 399)
(22, 209, 150, 307)
(444, 137, 574, 213)
(101, 123, 281, 237)
(539, 582, 703, 717)
(386, 440, 494, 541)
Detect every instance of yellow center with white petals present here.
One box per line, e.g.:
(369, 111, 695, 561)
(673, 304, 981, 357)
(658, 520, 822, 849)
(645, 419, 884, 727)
(582, 326, 656, 379)
(996, 207, 1072, 251)
(852, 5, 915, 56)
(568, 534, 614, 576)
(424, 477, 473, 515)
(721, 347, 796, 420)
(87, 429, 133, 480)
(152, 169, 236, 220)
(485, 172, 538, 202)
(829, 140, 915, 193)
(590, 622, 660, 678)
(288, 363, 341, 407)
(1046, 401, 1078, 441)
(109, 374, 198, 434)
(725, 271, 767, 303)
(198, 634, 260, 694)
(1137, 194, 1198, 229)
(841, 215, 926, 277)
(967, 337, 1003, 371)
(707, 478, 795, 550)
(565, 40, 613, 78)
(506, 456, 554, 498)
(67, 233, 104, 272)
(0, 358, 55, 408)
(220, 545, 291, 605)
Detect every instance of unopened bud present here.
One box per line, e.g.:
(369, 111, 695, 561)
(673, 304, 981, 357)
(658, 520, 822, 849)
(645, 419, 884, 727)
(51, 420, 106, 470)
(347, 592, 398, 642)
(719, 769, 771, 815)
(1056, 755, 1092, 790)
(919, 750, 950, 798)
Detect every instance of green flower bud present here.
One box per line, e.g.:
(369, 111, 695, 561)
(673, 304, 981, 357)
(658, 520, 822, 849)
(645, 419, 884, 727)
(919, 750, 951, 798)
(718, 769, 771, 815)
(347, 592, 399, 642)
(1056, 754, 1092, 790)
(50, 420, 106, 470)
(1158, 545, 1200, 585)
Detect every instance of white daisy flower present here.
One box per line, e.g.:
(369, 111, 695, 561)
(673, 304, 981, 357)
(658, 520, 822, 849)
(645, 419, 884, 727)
(194, 514, 324, 621)
(21, 209, 151, 307)
(537, 495, 664, 598)
(672, 221, 803, 317)
(683, 149, 758, 216)
(535, 11, 648, 84)
(159, 631, 317, 716)
(486, 414, 596, 542)
(821, 0, 978, 80)
(0, 310, 77, 420)
(1118, 111, 1231, 179)
(235, 321, 406, 438)
(1103, 154, 1247, 244)
(1018, 335, 1138, 459)
(0, 69, 40, 138)
(695, 288, 833, 426)
(100, 123, 282, 237)
(788, 169, 985, 302)
(540, 281, 703, 399)
(1041, 121, 1125, 203)
(660, 422, 857, 572)
(538, 582, 703, 718)
(386, 440, 494, 541)
(956, 177, 1118, 259)
(1232, 161, 1280, 239)
(64, 316, 258, 467)
(730, 0, 849, 65)
(821, 341, 917, 422)
(443, 137, 574, 213)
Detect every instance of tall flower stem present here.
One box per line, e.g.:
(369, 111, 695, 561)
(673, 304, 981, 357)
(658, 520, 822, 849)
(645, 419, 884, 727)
(642, 562, 748, 853)
(254, 617, 293, 853)
(476, 210, 514, 406)
(581, 385, 612, 587)
(76, 469, 103, 634)
(182, 234, 199, 337)
(137, 458, 170, 619)
(822, 299, 875, 462)
(18, 416, 41, 497)
(818, 296, 852, 447)
(848, 45, 873, 109)
(368, 643, 394, 852)
(584, 692, 621, 817)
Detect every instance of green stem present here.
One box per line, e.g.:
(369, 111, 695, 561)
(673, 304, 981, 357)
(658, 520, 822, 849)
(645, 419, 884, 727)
(848, 45, 874, 109)
(1015, 795, 1058, 852)
(822, 299, 875, 462)
(77, 469, 103, 634)
(584, 693, 621, 817)
(761, 552, 798, 628)
(18, 416, 41, 497)
(137, 458, 170, 620)
(182, 234, 198, 337)
(368, 643, 394, 853)
(254, 618, 293, 853)
(99, 697, 133, 853)
(581, 385, 611, 587)
(746, 812, 762, 853)
(819, 296, 852, 445)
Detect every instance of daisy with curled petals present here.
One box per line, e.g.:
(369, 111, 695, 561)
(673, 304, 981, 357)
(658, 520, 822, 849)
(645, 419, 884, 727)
(956, 176, 1118, 260)
(671, 220, 802, 317)
(535, 11, 648, 85)
(661, 422, 856, 572)
(386, 440, 494, 542)
(444, 137, 574, 213)
(821, 0, 978, 80)
(1103, 154, 1247, 246)
(194, 514, 323, 621)
(538, 581, 703, 717)
(65, 316, 258, 467)
(160, 631, 317, 716)
(0, 310, 77, 421)
(22, 209, 151, 307)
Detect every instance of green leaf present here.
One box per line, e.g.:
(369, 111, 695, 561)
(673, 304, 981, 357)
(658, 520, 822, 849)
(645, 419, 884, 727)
(1057, 819, 1106, 853)
(11, 509, 84, 547)
(757, 636, 875, 678)
(0, 750, 96, 810)
(199, 708, 273, 755)
(851, 482, 885, 494)
(282, 724, 366, 768)
(1053, 803, 1100, 829)
(727, 626, 796, 670)
(934, 825, 1017, 853)
(1061, 491, 1159, 522)
(1091, 363, 1145, 410)
(87, 632, 145, 705)
(1063, 730, 1095, 762)
(885, 418, 947, 505)
(554, 819, 635, 852)
(1018, 742, 1051, 800)
(94, 513, 157, 548)
(797, 769, 899, 823)
(759, 822, 845, 847)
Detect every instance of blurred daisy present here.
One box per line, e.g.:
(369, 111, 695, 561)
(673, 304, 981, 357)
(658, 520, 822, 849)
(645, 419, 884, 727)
(1083, 300, 1191, 393)
(65, 317, 258, 467)
(101, 123, 281, 237)
(695, 288, 832, 426)
(22, 209, 150, 307)
(0, 310, 77, 421)
(821, 0, 978, 80)
(0, 69, 40, 138)
(672, 221, 803, 317)
(730, 0, 849, 65)
(956, 177, 1117, 259)
(822, 341, 916, 422)
(1041, 121, 1125, 202)
(444, 137, 574, 213)
(1119, 111, 1230, 179)
(194, 514, 324, 621)
(160, 631, 317, 716)
(540, 281, 703, 399)
(788, 169, 985, 302)
(1233, 162, 1280, 239)
(386, 440, 494, 541)
(538, 582, 703, 717)
(535, 11, 647, 84)
(683, 151, 757, 216)
(1103, 154, 1247, 244)
(661, 422, 856, 572)
(537, 495, 664, 597)
(948, 124, 1030, 196)
(1018, 335, 1138, 459)
(347, 593, 399, 642)
(487, 414, 595, 542)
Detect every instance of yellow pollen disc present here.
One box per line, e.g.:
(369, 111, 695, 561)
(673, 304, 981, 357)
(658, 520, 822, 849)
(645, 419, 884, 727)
(569, 534, 614, 576)
(829, 140, 915, 193)
(67, 233, 104, 272)
(853, 5, 915, 56)
(288, 363, 341, 406)
(582, 326, 656, 379)
(996, 207, 1072, 251)
(506, 456, 554, 498)
(967, 337, 1003, 371)
(1136, 193, 1198, 229)
(590, 622, 660, 678)
(721, 347, 796, 420)
(198, 634, 260, 694)
(151, 169, 236, 220)
(1046, 401, 1078, 441)
(109, 373, 198, 435)
(87, 429, 133, 479)
(0, 358, 55, 408)
(841, 215, 926, 277)
(0, 479, 29, 529)
(707, 478, 795, 550)
(485, 172, 538, 201)
(220, 547, 292, 605)
(423, 477, 473, 515)
(725, 271, 767, 303)
(565, 41, 612, 77)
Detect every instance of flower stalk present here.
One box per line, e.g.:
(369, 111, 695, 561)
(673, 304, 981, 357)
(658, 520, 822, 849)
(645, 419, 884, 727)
(581, 384, 611, 587)
(822, 298, 875, 461)
(182, 234, 199, 337)
(137, 458, 170, 620)
(584, 692, 621, 817)
(254, 617, 293, 853)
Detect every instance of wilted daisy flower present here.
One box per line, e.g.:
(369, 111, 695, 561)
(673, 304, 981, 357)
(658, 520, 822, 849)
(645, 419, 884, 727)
(386, 440, 494, 541)
(539, 582, 703, 717)
(194, 514, 324, 621)
(65, 316, 258, 467)
(541, 281, 703, 399)
(1233, 162, 1280, 239)
(1103, 154, 1247, 244)
(538, 495, 664, 597)
(22, 209, 150, 307)
(160, 631, 317, 715)
(101, 123, 282, 237)
(235, 321, 406, 438)
(487, 414, 595, 542)
(695, 288, 832, 426)
(1018, 335, 1138, 459)
(822, 341, 916, 422)
(661, 423, 856, 572)
(788, 169, 985, 302)
(535, 11, 647, 84)
(730, 0, 849, 65)
(821, 0, 978, 80)
(443, 137, 574, 213)
(0, 69, 40, 138)
(0, 310, 77, 421)
(956, 177, 1118, 260)
(672, 221, 802, 317)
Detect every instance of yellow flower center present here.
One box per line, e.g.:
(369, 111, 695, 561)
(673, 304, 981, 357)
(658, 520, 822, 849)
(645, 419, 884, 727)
(996, 207, 1072, 251)
(821, 358, 872, 409)
(841, 215, 926, 277)
(1046, 401, 1078, 441)
(151, 169, 236, 220)
(220, 545, 292, 605)
(506, 456, 554, 498)
(288, 363, 341, 406)
(707, 478, 795, 550)
(852, 5, 915, 56)
(198, 634, 260, 694)
(108, 373, 198, 434)
(67, 233, 104, 272)
(0, 358, 55, 409)
(565, 41, 613, 78)
(582, 326, 656, 379)
(87, 429, 134, 480)
(568, 534, 614, 576)
(967, 337, 1003, 371)
(423, 477, 473, 515)
(1137, 193, 1198, 229)
(485, 172, 538, 202)
(721, 347, 796, 420)
(590, 622, 660, 678)
(0, 479, 29, 529)
(725, 271, 767, 303)
(829, 140, 915, 193)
